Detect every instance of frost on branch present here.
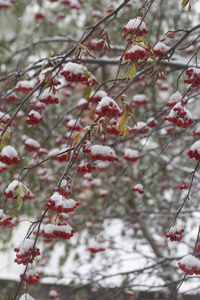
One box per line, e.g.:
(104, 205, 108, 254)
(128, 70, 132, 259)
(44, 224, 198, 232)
(165, 225, 184, 241)
(0, 145, 19, 166)
(178, 254, 200, 275)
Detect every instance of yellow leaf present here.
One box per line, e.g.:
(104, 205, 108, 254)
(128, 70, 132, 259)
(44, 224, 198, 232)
(122, 126, 129, 139)
(118, 114, 129, 132)
(119, 120, 128, 135)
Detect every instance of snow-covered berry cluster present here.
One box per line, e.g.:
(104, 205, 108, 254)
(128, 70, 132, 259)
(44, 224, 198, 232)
(178, 254, 200, 275)
(82, 140, 92, 153)
(0, 161, 8, 173)
(87, 39, 105, 51)
(89, 145, 118, 162)
(4, 91, 19, 103)
(4, 180, 30, 201)
(146, 117, 158, 128)
(165, 225, 184, 241)
(163, 103, 193, 129)
(77, 162, 96, 173)
(124, 45, 147, 63)
(187, 141, 200, 161)
(0, 209, 12, 227)
(130, 121, 149, 134)
(45, 192, 79, 213)
(132, 183, 145, 194)
(193, 126, 200, 136)
(20, 270, 40, 285)
(14, 80, 34, 93)
(166, 91, 187, 108)
(24, 138, 41, 152)
(123, 289, 135, 297)
(131, 94, 148, 107)
(48, 288, 59, 299)
(124, 148, 140, 162)
(95, 96, 123, 118)
(26, 110, 43, 125)
(123, 18, 148, 36)
(0, 146, 17, 166)
(153, 42, 169, 56)
(39, 89, 59, 105)
(0, 111, 11, 124)
(14, 238, 40, 265)
(66, 119, 83, 131)
(87, 90, 107, 104)
(107, 119, 120, 136)
(41, 223, 74, 240)
(61, 62, 96, 86)
(53, 179, 71, 198)
(184, 68, 200, 88)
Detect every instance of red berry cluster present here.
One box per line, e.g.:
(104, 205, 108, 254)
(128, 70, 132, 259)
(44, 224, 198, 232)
(77, 163, 96, 173)
(48, 288, 59, 299)
(184, 68, 200, 87)
(15, 81, 33, 94)
(123, 26, 148, 36)
(193, 129, 200, 136)
(88, 39, 105, 51)
(107, 119, 120, 136)
(0, 162, 7, 172)
(26, 111, 43, 125)
(0, 210, 12, 227)
(195, 244, 200, 253)
(45, 194, 79, 214)
(124, 48, 147, 63)
(24, 139, 40, 152)
(34, 12, 46, 19)
(163, 105, 193, 129)
(178, 262, 200, 275)
(14, 245, 40, 265)
(179, 183, 187, 190)
(0, 154, 19, 166)
(165, 227, 184, 241)
(132, 184, 144, 194)
(82, 140, 92, 153)
(41, 223, 75, 240)
(37, 71, 61, 87)
(154, 49, 165, 56)
(20, 271, 40, 285)
(124, 154, 140, 162)
(53, 182, 71, 198)
(39, 94, 59, 105)
(95, 98, 123, 118)
(88, 247, 106, 253)
(89, 145, 118, 162)
(187, 149, 200, 161)
(123, 289, 135, 297)
(5, 92, 19, 103)
(61, 70, 95, 86)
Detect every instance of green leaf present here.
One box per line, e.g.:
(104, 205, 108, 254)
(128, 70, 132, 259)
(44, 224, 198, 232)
(128, 64, 137, 80)
(17, 194, 23, 210)
(4, 131, 10, 138)
(181, 0, 189, 8)
(85, 85, 92, 100)
(1, 139, 6, 148)
(21, 185, 28, 195)
(13, 188, 19, 198)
